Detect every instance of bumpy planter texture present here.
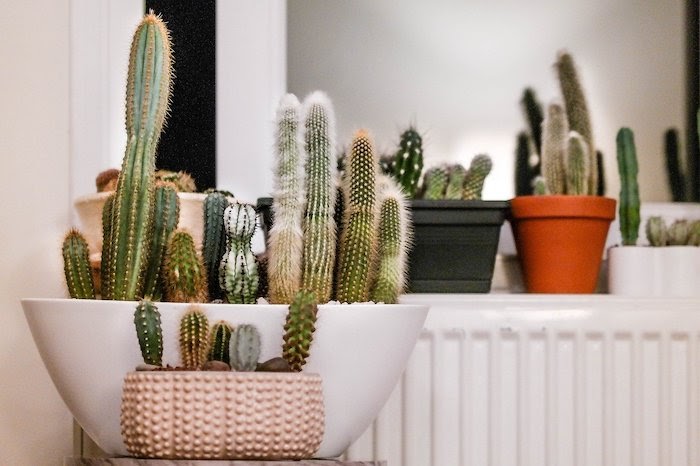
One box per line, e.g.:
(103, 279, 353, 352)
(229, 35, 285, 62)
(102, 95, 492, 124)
(121, 371, 324, 460)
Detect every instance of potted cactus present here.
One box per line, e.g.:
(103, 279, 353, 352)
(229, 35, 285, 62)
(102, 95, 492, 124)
(509, 51, 617, 293)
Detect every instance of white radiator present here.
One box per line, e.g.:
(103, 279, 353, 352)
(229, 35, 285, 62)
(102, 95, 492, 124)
(345, 295, 700, 466)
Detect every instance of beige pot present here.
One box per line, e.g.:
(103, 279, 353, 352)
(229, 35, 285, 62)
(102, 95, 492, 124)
(120, 371, 324, 460)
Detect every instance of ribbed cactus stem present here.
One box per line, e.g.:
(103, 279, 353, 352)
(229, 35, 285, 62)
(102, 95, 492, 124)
(422, 166, 449, 200)
(202, 192, 230, 301)
(133, 300, 162, 366)
(646, 216, 668, 246)
(565, 132, 590, 196)
(616, 128, 641, 246)
(163, 229, 208, 303)
(445, 164, 467, 200)
(667, 220, 690, 245)
(463, 154, 493, 200)
(229, 324, 261, 372)
(179, 306, 210, 369)
(100, 194, 114, 299)
(301, 91, 338, 303)
(282, 290, 318, 372)
(268, 94, 305, 304)
(103, 13, 173, 301)
(521, 88, 544, 154)
(541, 102, 569, 195)
(142, 182, 179, 300)
(370, 176, 412, 304)
(392, 127, 424, 197)
(335, 130, 378, 303)
(208, 320, 233, 365)
(664, 128, 687, 202)
(220, 203, 259, 304)
(62, 229, 96, 299)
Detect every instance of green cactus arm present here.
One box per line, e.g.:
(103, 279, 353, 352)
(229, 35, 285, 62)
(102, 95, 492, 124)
(616, 128, 641, 245)
(541, 102, 569, 195)
(463, 154, 493, 200)
(283, 290, 318, 372)
(208, 320, 233, 365)
(565, 132, 591, 196)
(445, 164, 467, 200)
(62, 230, 96, 299)
(163, 229, 208, 303)
(229, 324, 261, 372)
(142, 183, 179, 300)
(202, 192, 230, 301)
(220, 203, 259, 304)
(133, 300, 163, 366)
(421, 166, 449, 200)
(646, 216, 668, 246)
(392, 127, 424, 198)
(667, 219, 690, 245)
(179, 306, 210, 369)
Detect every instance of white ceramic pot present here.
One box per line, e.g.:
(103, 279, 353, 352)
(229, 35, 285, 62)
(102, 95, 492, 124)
(608, 245, 700, 296)
(21, 299, 429, 458)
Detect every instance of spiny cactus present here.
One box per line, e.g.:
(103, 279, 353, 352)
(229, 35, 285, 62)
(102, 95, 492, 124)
(335, 130, 378, 303)
(565, 132, 590, 196)
(163, 229, 208, 303)
(667, 219, 690, 246)
(616, 128, 640, 246)
(102, 13, 173, 301)
(142, 183, 179, 300)
(229, 324, 261, 372)
(62, 230, 96, 299)
(202, 191, 229, 301)
(100, 195, 114, 298)
(155, 169, 197, 193)
(664, 128, 687, 202)
(267, 94, 305, 304)
(220, 203, 259, 304)
(421, 165, 449, 200)
(540, 102, 569, 195)
(134, 300, 162, 367)
(463, 154, 493, 200)
(445, 164, 467, 200)
(282, 290, 318, 372)
(301, 91, 338, 303)
(179, 306, 210, 369)
(208, 320, 233, 365)
(370, 176, 412, 303)
(646, 216, 668, 246)
(392, 127, 423, 198)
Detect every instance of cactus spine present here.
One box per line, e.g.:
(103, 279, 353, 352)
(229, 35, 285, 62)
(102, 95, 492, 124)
(616, 128, 640, 246)
(179, 306, 210, 369)
(646, 216, 668, 246)
(540, 103, 569, 195)
(301, 91, 338, 303)
(202, 192, 229, 301)
(664, 128, 687, 202)
(229, 324, 261, 372)
(163, 230, 208, 303)
(267, 94, 305, 304)
(142, 183, 179, 300)
(103, 13, 173, 301)
(370, 176, 412, 303)
(62, 230, 96, 299)
(565, 132, 590, 196)
(282, 290, 318, 372)
(208, 320, 233, 365)
(335, 130, 378, 303)
(445, 164, 467, 200)
(133, 300, 163, 366)
(463, 154, 493, 200)
(220, 203, 259, 304)
(422, 166, 449, 200)
(392, 127, 423, 197)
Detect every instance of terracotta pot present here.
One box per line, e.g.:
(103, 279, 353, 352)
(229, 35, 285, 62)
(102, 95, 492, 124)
(509, 195, 616, 293)
(121, 371, 324, 460)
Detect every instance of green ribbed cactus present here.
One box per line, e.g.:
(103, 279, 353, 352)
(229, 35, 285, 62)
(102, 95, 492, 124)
(155, 169, 197, 193)
(62, 230, 96, 299)
(463, 154, 493, 200)
(179, 306, 210, 369)
(301, 91, 338, 303)
(646, 216, 668, 246)
(220, 203, 259, 304)
(616, 128, 640, 246)
(133, 300, 162, 367)
(445, 164, 467, 200)
(268, 94, 305, 304)
(335, 130, 378, 303)
(565, 132, 590, 196)
(163, 230, 208, 303)
(202, 192, 229, 301)
(370, 176, 412, 303)
(100, 194, 114, 299)
(142, 183, 179, 300)
(282, 290, 318, 372)
(664, 128, 687, 202)
(392, 127, 423, 198)
(102, 13, 173, 301)
(540, 102, 569, 195)
(208, 320, 233, 365)
(667, 220, 690, 245)
(421, 166, 449, 200)
(229, 324, 261, 372)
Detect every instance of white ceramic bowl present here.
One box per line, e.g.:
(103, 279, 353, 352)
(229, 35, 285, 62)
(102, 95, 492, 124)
(22, 299, 429, 458)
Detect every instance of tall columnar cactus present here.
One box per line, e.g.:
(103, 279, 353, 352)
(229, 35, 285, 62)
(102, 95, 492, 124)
(370, 176, 412, 303)
(202, 192, 229, 301)
(102, 13, 173, 301)
(540, 102, 569, 195)
(667, 220, 690, 246)
(596, 150, 607, 196)
(301, 91, 338, 303)
(163, 229, 208, 303)
(220, 203, 259, 304)
(392, 127, 424, 198)
(556, 51, 597, 194)
(179, 306, 210, 369)
(521, 88, 544, 155)
(646, 216, 668, 246)
(335, 130, 378, 303)
(616, 128, 641, 246)
(267, 94, 305, 304)
(229, 324, 261, 372)
(208, 320, 233, 365)
(421, 166, 449, 200)
(463, 154, 493, 200)
(133, 300, 162, 367)
(664, 128, 687, 202)
(282, 290, 318, 372)
(445, 164, 467, 200)
(142, 183, 179, 300)
(565, 132, 590, 196)
(62, 230, 96, 299)
(515, 131, 535, 196)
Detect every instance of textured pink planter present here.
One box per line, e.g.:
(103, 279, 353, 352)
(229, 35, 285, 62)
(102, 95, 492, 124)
(121, 371, 324, 460)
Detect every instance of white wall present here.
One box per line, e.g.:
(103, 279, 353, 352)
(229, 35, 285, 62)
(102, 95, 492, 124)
(0, 0, 74, 464)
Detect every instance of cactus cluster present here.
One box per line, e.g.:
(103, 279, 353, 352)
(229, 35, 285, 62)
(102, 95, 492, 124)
(646, 217, 700, 247)
(419, 156, 492, 200)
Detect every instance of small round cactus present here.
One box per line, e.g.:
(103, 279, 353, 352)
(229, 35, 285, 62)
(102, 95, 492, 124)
(421, 165, 449, 200)
(133, 300, 163, 367)
(667, 219, 690, 246)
